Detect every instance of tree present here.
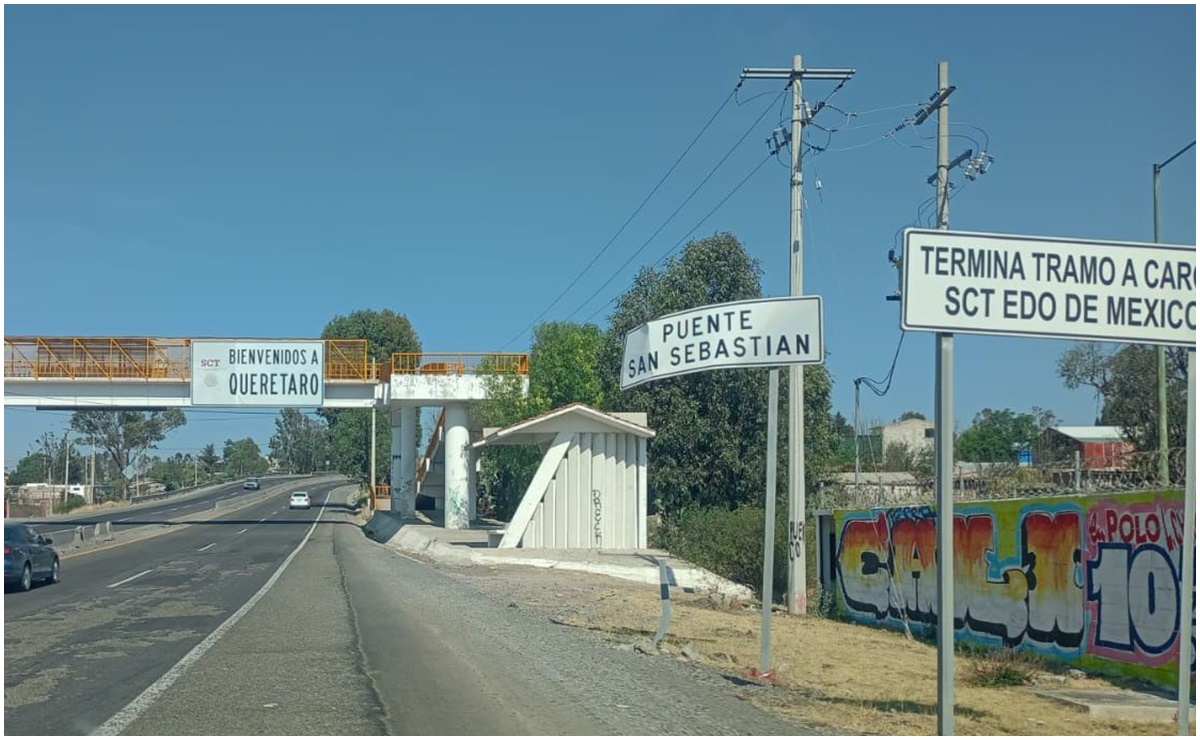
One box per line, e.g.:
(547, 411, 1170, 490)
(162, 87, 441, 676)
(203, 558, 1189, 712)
(956, 408, 1047, 463)
(270, 409, 330, 474)
(198, 444, 221, 476)
(7, 451, 53, 486)
(1058, 343, 1187, 452)
(831, 412, 854, 439)
(898, 410, 927, 421)
(69, 410, 186, 495)
(883, 442, 916, 472)
(223, 438, 269, 477)
(320, 308, 422, 485)
(596, 233, 838, 517)
(472, 321, 607, 519)
(147, 453, 193, 491)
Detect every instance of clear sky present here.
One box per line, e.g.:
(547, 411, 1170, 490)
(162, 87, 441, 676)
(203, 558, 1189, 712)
(3, 4, 1196, 468)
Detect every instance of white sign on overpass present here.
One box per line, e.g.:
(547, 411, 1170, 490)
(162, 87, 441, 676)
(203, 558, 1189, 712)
(620, 296, 824, 390)
(902, 228, 1196, 346)
(191, 339, 325, 407)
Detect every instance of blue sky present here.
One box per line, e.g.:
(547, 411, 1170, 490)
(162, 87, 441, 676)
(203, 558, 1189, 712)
(4, 4, 1196, 468)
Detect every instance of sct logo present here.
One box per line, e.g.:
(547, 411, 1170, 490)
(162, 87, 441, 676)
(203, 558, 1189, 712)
(199, 358, 222, 368)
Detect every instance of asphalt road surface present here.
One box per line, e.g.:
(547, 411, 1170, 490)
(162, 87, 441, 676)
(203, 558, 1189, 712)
(12, 476, 307, 542)
(5, 478, 815, 736)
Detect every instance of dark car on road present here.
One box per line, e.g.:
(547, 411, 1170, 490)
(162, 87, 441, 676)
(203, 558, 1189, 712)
(4, 524, 60, 592)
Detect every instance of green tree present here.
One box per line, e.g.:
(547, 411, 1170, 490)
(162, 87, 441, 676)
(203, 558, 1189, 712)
(883, 441, 916, 472)
(223, 438, 269, 477)
(69, 410, 186, 495)
(320, 308, 422, 485)
(198, 444, 221, 477)
(270, 409, 330, 474)
(1058, 343, 1187, 452)
(596, 233, 838, 517)
(956, 408, 1046, 463)
(147, 453, 193, 491)
(899, 410, 927, 421)
(7, 451, 53, 485)
(473, 321, 607, 519)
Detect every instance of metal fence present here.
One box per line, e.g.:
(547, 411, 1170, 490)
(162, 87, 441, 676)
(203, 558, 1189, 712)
(818, 448, 1187, 511)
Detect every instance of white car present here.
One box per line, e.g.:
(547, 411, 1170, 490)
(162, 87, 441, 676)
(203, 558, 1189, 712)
(289, 492, 311, 510)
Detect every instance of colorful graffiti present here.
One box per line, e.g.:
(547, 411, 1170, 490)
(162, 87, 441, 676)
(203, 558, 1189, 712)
(829, 490, 1194, 689)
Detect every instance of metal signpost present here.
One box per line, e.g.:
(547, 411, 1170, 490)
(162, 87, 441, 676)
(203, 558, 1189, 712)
(902, 226, 1196, 734)
(190, 339, 325, 407)
(622, 295, 824, 675)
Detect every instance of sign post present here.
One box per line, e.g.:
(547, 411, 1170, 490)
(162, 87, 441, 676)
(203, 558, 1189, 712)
(622, 295, 824, 675)
(191, 339, 325, 407)
(902, 227, 1196, 733)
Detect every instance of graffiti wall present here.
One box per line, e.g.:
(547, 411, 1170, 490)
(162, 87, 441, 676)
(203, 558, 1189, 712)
(826, 491, 1194, 689)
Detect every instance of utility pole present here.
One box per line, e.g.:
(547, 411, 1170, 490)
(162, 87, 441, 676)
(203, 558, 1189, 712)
(741, 56, 854, 616)
(63, 429, 72, 493)
(933, 59, 955, 736)
(1152, 140, 1196, 488)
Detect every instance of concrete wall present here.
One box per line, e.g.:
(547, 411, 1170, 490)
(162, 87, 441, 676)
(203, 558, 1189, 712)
(818, 490, 1194, 691)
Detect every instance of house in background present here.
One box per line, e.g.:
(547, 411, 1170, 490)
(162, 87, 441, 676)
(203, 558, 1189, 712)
(1041, 426, 1134, 470)
(879, 417, 935, 454)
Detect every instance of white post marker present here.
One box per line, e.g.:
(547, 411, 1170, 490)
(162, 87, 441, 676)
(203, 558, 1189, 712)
(621, 295, 824, 676)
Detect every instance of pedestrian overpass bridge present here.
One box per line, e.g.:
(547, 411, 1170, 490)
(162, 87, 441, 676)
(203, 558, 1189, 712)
(4, 336, 530, 528)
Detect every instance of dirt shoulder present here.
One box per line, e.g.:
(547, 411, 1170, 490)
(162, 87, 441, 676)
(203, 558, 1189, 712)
(436, 560, 1190, 736)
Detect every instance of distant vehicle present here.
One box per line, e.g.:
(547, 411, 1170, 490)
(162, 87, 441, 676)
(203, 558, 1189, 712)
(4, 524, 60, 592)
(289, 492, 311, 510)
(243, 478, 261, 490)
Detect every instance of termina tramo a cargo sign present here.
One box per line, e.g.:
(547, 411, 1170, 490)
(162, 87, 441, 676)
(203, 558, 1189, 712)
(902, 228, 1195, 346)
(621, 296, 824, 390)
(191, 339, 324, 407)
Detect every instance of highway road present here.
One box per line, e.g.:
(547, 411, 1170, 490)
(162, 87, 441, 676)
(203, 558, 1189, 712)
(11, 476, 313, 542)
(5, 477, 812, 736)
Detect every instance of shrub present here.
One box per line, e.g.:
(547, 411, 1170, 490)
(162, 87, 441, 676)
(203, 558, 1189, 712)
(966, 647, 1042, 687)
(654, 504, 801, 602)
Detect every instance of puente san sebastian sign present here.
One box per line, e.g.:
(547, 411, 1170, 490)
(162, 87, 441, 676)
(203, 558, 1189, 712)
(620, 294, 824, 676)
(620, 296, 824, 390)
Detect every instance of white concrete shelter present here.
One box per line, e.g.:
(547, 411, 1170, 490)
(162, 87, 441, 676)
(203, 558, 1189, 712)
(474, 404, 655, 550)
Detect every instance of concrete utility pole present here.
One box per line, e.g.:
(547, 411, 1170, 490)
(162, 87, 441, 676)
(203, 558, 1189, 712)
(933, 59, 955, 737)
(1152, 140, 1196, 488)
(741, 56, 854, 616)
(63, 429, 71, 492)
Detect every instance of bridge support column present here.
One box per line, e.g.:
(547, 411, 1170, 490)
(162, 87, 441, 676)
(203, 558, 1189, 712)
(444, 403, 470, 529)
(391, 406, 417, 519)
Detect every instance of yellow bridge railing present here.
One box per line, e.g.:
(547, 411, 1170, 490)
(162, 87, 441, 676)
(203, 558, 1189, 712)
(4, 337, 375, 382)
(3, 338, 531, 382)
(390, 352, 530, 376)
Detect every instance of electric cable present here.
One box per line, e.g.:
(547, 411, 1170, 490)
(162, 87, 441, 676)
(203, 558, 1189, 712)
(580, 153, 774, 325)
(561, 90, 785, 324)
(498, 83, 742, 350)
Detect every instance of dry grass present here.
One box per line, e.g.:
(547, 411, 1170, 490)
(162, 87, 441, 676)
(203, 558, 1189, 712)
(467, 567, 1193, 736)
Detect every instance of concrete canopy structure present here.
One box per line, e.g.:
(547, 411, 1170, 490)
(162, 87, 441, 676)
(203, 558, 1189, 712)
(474, 404, 655, 550)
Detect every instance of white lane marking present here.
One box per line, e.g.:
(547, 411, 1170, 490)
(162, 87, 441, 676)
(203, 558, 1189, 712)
(197, 543, 216, 552)
(258, 518, 266, 524)
(107, 569, 154, 588)
(115, 517, 135, 523)
(94, 489, 333, 736)
(237, 528, 249, 535)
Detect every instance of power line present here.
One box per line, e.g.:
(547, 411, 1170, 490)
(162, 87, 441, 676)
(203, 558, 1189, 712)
(561, 88, 786, 325)
(499, 84, 741, 351)
(583, 151, 777, 321)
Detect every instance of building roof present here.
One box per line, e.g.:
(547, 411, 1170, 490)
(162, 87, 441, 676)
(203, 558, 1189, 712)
(1049, 426, 1127, 443)
(473, 403, 656, 448)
